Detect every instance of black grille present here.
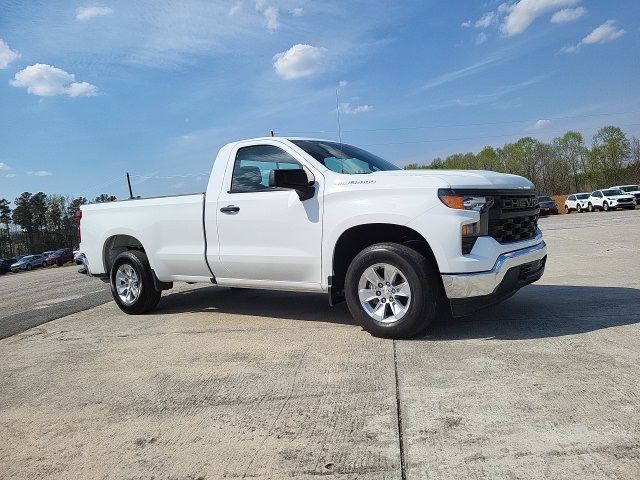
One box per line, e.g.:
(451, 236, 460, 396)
(487, 193, 539, 244)
(489, 215, 538, 243)
(518, 257, 546, 280)
(634, 193, 640, 200)
(617, 197, 633, 203)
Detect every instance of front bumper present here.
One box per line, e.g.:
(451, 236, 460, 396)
(442, 241, 547, 300)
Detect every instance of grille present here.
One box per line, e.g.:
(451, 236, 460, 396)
(487, 193, 539, 244)
(489, 215, 538, 243)
(617, 198, 633, 203)
(634, 193, 640, 200)
(518, 257, 546, 280)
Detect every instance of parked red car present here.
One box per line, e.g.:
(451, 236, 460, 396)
(44, 248, 74, 267)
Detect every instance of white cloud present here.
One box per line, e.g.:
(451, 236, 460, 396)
(339, 103, 373, 114)
(550, 6, 586, 23)
(0, 162, 11, 171)
(5, 173, 17, 178)
(0, 38, 20, 69)
(28, 170, 53, 176)
(501, 0, 579, 36)
(273, 44, 327, 80)
(461, 20, 472, 28)
(476, 32, 488, 44)
(290, 7, 303, 17)
(531, 119, 551, 129)
(76, 5, 113, 21)
(339, 80, 348, 87)
(582, 20, 625, 44)
(561, 20, 625, 53)
(475, 12, 496, 28)
(255, 1, 279, 31)
(229, 1, 242, 15)
(10, 64, 98, 97)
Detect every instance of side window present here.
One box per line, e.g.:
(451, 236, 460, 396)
(568, 195, 575, 201)
(230, 145, 302, 193)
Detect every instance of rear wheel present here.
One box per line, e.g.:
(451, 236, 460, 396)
(110, 250, 161, 314)
(344, 243, 441, 339)
(588, 202, 594, 212)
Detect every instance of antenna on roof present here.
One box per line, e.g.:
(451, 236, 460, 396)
(126, 172, 134, 200)
(335, 88, 342, 145)
(270, 130, 274, 137)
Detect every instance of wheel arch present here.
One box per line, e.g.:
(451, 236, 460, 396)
(102, 234, 146, 274)
(330, 223, 440, 301)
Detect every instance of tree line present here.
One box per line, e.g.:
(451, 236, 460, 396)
(405, 125, 640, 195)
(0, 194, 116, 258)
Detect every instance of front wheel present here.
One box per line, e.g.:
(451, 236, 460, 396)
(344, 243, 441, 339)
(577, 204, 582, 213)
(110, 250, 161, 314)
(564, 206, 570, 214)
(603, 201, 609, 212)
(588, 202, 594, 212)
(26, 264, 32, 271)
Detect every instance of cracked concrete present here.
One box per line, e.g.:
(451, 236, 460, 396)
(1, 210, 639, 479)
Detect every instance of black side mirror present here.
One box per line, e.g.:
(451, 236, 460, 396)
(269, 169, 315, 201)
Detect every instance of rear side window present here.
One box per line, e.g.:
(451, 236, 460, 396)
(230, 145, 302, 193)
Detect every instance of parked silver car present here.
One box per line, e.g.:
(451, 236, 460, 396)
(11, 254, 46, 272)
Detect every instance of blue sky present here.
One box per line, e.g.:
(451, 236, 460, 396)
(1, 0, 638, 201)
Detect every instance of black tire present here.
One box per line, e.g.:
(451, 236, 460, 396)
(603, 201, 609, 212)
(577, 204, 582, 213)
(564, 206, 570, 214)
(110, 250, 161, 314)
(57, 260, 63, 267)
(344, 242, 441, 339)
(26, 264, 32, 271)
(588, 202, 594, 212)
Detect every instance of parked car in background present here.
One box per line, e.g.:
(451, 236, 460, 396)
(588, 189, 636, 212)
(610, 185, 640, 205)
(1, 258, 18, 275)
(537, 196, 558, 215)
(564, 193, 591, 213)
(44, 248, 74, 267)
(73, 249, 84, 264)
(11, 254, 45, 272)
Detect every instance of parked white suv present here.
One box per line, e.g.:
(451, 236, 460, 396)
(588, 189, 636, 212)
(610, 185, 640, 206)
(564, 193, 590, 213)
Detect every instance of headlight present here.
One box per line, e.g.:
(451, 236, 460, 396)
(438, 189, 488, 212)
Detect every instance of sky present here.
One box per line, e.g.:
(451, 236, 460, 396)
(1, 0, 639, 201)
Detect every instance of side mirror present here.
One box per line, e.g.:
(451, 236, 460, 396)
(269, 169, 315, 201)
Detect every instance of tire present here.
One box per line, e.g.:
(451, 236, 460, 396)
(110, 250, 161, 314)
(577, 204, 582, 213)
(26, 264, 32, 271)
(588, 203, 594, 212)
(344, 242, 441, 339)
(603, 202, 609, 212)
(42, 261, 47, 267)
(57, 260, 63, 267)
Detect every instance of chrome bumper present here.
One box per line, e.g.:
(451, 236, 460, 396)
(442, 241, 547, 299)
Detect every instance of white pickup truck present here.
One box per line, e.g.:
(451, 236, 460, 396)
(80, 137, 547, 338)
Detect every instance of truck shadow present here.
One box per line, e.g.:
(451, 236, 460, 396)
(423, 284, 640, 341)
(156, 284, 640, 340)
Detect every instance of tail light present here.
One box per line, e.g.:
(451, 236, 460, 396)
(75, 209, 82, 243)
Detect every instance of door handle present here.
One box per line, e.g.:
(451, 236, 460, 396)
(220, 205, 240, 214)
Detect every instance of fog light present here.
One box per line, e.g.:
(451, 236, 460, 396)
(461, 222, 480, 236)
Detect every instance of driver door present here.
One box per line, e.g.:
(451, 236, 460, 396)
(214, 142, 324, 289)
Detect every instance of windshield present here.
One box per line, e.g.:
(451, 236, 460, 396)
(619, 185, 639, 192)
(21, 256, 33, 261)
(538, 196, 552, 202)
(576, 194, 590, 199)
(603, 189, 624, 196)
(292, 140, 400, 174)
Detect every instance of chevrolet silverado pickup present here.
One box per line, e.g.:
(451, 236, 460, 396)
(79, 137, 547, 339)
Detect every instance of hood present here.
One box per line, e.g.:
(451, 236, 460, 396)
(606, 194, 634, 200)
(370, 169, 535, 190)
